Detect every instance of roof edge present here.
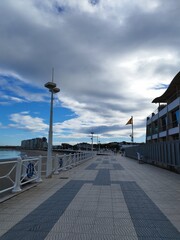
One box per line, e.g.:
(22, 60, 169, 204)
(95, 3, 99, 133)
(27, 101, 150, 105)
(152, 71, 180, 103)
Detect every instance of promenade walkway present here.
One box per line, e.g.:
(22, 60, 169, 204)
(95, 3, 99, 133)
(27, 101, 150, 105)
(0, 154, 180, 240)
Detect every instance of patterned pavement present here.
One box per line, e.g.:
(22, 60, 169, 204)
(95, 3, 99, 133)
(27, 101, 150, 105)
(0, 154, 180, 239)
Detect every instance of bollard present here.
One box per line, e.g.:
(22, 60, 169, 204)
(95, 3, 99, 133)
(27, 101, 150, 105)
(137, 152, 144, 164)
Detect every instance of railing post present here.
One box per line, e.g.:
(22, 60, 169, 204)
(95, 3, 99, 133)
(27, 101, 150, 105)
(72, 153, 75, 166)
(12, 157, 22, 193)
(71, 153, 73, 166)
(74, 153, 77, 165)
(54, 154, 59, 175)
(36, 156, 42, 182)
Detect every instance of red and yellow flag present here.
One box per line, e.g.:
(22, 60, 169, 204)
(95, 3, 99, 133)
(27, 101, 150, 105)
(126, 116, 133, 125)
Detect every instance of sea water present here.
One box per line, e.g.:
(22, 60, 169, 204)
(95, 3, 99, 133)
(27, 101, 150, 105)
(0, 150, 21, 161)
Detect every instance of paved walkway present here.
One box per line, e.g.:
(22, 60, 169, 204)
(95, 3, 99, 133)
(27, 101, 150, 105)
(0, 154, 180, 240)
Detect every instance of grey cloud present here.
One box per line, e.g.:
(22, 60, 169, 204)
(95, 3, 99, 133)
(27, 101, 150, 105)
(154, 63, 180, 77)
(0, 0, 180, 141)
(79, 124, 122, 134)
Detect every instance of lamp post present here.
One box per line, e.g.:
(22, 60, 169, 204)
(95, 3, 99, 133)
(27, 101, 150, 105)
(44, 70, 60, 178)
(91, 132, 94, 153)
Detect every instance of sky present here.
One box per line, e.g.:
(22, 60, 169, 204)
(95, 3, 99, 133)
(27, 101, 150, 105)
(0, 0, 180, 146)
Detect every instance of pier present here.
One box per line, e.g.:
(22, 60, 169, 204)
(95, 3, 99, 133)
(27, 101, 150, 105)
(0, 154, 180, 239)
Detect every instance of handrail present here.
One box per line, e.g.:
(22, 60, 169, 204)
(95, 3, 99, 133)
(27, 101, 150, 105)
(54, 152, 95, 174)
(0, 152, 94, 195)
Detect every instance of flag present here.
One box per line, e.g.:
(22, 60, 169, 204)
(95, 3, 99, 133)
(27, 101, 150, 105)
(126, 117, 133, 125)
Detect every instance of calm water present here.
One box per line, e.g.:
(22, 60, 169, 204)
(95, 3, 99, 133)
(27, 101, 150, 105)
(0, 150, 22, 161)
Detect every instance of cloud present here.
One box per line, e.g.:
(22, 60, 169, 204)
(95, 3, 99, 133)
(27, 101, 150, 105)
(0, 74, 47, 103)
(2, 94, 26, 103)
(0, 0, 180, 143)
(153, 84, 169, 90)
(9, 112, 48, 132)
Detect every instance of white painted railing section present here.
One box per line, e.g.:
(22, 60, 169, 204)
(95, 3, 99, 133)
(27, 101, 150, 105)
(54, 152, 95, 174)
(0, 156, 42, 194)
(0, 152, 95, 196)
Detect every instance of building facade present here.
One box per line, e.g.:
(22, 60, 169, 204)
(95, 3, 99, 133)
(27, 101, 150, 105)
(146, 72, 180, 142)
(21, 137, 48, 150)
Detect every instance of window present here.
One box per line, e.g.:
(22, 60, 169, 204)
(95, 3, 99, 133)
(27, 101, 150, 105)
(160, 116, 167, 131)
(152, 120, 158, 134)
(171, 109, 179, 128)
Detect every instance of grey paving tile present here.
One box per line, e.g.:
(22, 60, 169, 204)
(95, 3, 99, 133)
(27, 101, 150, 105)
(52, 223, 75, 233)
(113, 211, 130, 219)
(137, 237, 162, 240)
(103, 160, 109, 164)
(135, 227, 161, 238)
(85, 163, 98, 170)
(75, 217, 95, 225)
(0, 230, 49, 240)
(96, 211, 113, 218)
(91, 233, 115, 240)
(94, 169, 111, 185)
(114, 225, 137, 236)
(113, 163, 124, 170)
(66, 233, 93, 240)
(78, 210, 97, 217)
(114, 236, 137, 240)
(156, 227, 180, 238)
(63, 210, 80, 217)
(56, 216, 77, 224)
(71, 224, 93, 234)
(92, 224, 114, 234)
(45, 232, 70, 240)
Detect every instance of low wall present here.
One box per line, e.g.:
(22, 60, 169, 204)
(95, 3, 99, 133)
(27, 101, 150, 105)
(124, 140, 180, 171)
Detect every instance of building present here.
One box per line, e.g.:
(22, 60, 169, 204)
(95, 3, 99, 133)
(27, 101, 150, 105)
(76, 142, 91, 151)
(21, 137, 48, 150)
(146, 72, 180, 142)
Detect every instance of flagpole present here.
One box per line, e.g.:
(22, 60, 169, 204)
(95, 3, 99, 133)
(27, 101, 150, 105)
(131, 116, 134, 143)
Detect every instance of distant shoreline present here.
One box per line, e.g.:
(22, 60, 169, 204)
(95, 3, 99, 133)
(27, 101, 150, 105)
(0, 146, 21, 149)
(0, 148, 79, 160)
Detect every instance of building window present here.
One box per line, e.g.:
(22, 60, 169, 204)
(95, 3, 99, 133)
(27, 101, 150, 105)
(171, 109, 179, 128)
(152, 120, 158, 134)
(160, 115, 167, 131)
(147, 124, 152, 136)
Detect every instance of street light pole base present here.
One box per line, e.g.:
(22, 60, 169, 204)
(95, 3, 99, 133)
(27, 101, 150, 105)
(46, 174, 53, 178)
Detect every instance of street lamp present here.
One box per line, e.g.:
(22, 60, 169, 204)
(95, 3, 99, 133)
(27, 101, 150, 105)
(44, 70, 60, 178)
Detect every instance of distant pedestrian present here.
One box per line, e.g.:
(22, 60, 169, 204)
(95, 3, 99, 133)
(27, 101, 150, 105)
(121, 148, 125, 156)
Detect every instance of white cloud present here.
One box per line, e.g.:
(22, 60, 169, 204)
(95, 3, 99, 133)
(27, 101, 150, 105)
(9, 112, 48, 132)
(0, 0, 180, 143)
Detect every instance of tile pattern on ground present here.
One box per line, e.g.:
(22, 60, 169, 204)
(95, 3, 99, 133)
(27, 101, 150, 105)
(121, 181, 180, 239)
(0, 181, 84, 240)
(0, 155, 180, 240)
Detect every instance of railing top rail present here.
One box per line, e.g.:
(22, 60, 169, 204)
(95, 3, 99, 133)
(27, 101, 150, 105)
(22, 157, 40, 162)
(0, 160, 17, 164)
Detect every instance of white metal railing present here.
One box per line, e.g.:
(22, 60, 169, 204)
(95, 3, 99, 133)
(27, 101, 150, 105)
(0, 152, 94, 195)
(0, 156, 42, 194)
(54, 152, 95, 174)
